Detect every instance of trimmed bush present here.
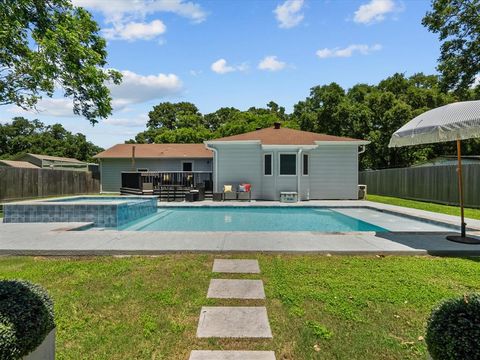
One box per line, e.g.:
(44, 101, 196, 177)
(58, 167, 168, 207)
(0, 280, 55, 360)
(426, 293, 480, 360)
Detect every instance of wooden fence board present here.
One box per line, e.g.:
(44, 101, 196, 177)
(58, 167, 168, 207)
(0, 168, 100, 202)
(359, 164, 480, 208)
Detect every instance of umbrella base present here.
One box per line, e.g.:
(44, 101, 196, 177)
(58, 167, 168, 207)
(446, 235, 480, 244)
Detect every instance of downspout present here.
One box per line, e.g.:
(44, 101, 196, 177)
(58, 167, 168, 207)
(297, 148, 303, 201)
(358, 145, 366, 154)
(205, 145, 218, 193)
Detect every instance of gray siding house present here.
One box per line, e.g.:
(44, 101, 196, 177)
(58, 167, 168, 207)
(205, 124, 369, 200)
(94, 144, 213, 192)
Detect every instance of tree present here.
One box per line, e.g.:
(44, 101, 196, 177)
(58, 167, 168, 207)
(0, 117, 102, 161)
(423, 0, 480, 93)
(147, 102, 202, 130)
(0, 0, 121, 124)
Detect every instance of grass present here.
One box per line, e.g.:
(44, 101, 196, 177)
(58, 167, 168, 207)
(1, 255, 479, 359)
(367, 194, 480, 220)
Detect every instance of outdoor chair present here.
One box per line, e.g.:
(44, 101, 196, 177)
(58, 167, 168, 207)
(223, 185, 237, 200)
(142, 182, 154, 195)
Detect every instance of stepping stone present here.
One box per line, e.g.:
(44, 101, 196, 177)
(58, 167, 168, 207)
(197, 306, 272, 338)
(212, 259, 260, 274)
(189, 350, 276, 360)
(207, 279, 265, 299)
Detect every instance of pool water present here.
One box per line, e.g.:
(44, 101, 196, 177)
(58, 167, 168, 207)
(119, 207, 388, 232)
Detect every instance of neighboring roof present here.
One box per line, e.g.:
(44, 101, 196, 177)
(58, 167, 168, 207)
(94, 144, 213, 159)
(0, 160, 40, 169)
(208, 126, 368, 145)
(412, 155, 480, 167)
(23, 153, 85, 163)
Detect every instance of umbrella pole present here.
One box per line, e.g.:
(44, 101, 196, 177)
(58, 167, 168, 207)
(456, 139, 466, 237)
(446, 139, 480, 244)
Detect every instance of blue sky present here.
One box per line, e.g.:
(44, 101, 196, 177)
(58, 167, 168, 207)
(1, 0, 440, 148)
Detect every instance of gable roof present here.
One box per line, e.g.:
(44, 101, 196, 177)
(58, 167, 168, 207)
(0, 160, 40, 169)
(23, 153, 85, 163)
(208, 126, 368, 145)
(94, 144, 213, 159)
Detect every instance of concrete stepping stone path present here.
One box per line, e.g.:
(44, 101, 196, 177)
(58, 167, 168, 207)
(190, 259, 275, 359)
(189, 350, 276, 360)
(197, 306, 272, 338)
(207, 279, 265, 299)
(212, 259, 260, 274)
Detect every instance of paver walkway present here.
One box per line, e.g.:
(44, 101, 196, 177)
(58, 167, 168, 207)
(207, 279, 265, 299)
(189, 259, 275, 359)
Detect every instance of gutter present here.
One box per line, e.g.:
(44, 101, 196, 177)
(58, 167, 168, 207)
(204, 144, 218, 193)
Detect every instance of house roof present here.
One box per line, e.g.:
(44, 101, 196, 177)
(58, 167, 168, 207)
(0, 160, 40, 168)
(94, 144, 213, 159)
(24, 153, 85, 163)
(208, 126, 368, 145)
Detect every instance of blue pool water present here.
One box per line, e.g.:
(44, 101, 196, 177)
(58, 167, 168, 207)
(119, 207, 388, 232)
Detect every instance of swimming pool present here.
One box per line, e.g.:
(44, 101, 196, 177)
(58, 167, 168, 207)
(119, 207, 388, 232)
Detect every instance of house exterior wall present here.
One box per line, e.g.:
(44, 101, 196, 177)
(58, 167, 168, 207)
(99, 158, 212, 192)
(210, 144, 359, 200)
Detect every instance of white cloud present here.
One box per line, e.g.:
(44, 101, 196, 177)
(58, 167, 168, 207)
(103, 114, 148, 127)
(258, 56, 287, 71)
(108, 70, 182, 106)
(103, 20, 166, 41)
(211, 59, 248, 74)
(316, 44, 382, 58)
(274, 0, 304, 29)
(6, 70, 182, 118)
(353, 0, 399, 24)
(72, 0, 207, 23)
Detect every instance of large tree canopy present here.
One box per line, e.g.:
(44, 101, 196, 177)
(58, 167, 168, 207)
(0, 0, 121, 124)
(0, 117, 102, 161)
(423, 0, 480, 93)
(130, 73, 480, 170)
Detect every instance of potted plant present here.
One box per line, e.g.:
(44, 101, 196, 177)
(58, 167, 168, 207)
(426, 293, 480, 360)
(0, 280, 55, 360)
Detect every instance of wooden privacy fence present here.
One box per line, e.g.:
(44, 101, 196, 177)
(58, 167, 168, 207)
(0, 167, 100, 202)
(359, 164, 480, 208)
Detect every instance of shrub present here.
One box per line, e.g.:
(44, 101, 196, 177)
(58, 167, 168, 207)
(426, 293, 480, 360)
(0, 280, 55, 360)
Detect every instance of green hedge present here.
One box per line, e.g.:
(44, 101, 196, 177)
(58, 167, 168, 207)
(426, 293, 480, 360)
(0, 280, 55, 360)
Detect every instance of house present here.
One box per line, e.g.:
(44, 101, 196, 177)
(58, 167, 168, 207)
(0, 160, 40, 169)
(205, 123, 369, 200)
(94, 144, 213, 192)
(16, 153, 90, 171)
(95, 124, 369, 200)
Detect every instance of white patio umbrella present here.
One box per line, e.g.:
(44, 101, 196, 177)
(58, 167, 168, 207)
(389, 100, 480, 244)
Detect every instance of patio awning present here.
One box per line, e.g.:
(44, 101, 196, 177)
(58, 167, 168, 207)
(388, 100, 480, 148)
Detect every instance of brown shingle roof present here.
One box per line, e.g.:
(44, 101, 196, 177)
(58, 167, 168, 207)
(25, 153, 85, 163)
(210, 127, 367, 145)
(94, 144, 213, 159)
(0, 160, 40, 169)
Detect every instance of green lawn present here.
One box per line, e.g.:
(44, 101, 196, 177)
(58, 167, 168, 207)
(367, 194, 480, 220)
(1, 255, 479, 359)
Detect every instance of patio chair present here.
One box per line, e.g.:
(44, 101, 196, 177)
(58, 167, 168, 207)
(223, 185, 237, 200)
(142, 182, 154, 195)
(237, 183, 251, 201)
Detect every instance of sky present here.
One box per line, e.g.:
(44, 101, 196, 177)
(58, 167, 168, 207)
(1, 0, 441, 148)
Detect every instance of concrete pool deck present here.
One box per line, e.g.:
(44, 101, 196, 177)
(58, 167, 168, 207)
(0, 200, 479, 256)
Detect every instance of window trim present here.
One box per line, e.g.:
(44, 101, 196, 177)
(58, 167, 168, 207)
(263, 153, 273, 176)
(278, 152, 297, 176)
(181, 160, 194, 172)
(302, 153, 309, 176)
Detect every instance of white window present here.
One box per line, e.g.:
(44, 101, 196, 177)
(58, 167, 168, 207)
(302, 154, 309, 176)
(279, 153, 297, 176)
(264, 153, 272, 176)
